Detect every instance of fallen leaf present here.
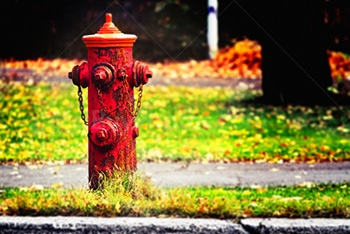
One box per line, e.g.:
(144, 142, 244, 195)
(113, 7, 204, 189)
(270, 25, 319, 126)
(51, 182, 63, 189)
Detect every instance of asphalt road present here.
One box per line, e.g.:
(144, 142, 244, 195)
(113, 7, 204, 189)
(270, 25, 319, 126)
(1, 162, 349, 188)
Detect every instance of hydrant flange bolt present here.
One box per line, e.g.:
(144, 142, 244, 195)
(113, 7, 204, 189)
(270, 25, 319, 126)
(117, 68, 127, 81)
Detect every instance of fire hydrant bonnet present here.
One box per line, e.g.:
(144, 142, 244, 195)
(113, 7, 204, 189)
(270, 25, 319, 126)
(83, 13, 137, 48)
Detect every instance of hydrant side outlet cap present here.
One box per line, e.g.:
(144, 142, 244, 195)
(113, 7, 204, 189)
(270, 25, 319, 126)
(83, 13, 137, 48)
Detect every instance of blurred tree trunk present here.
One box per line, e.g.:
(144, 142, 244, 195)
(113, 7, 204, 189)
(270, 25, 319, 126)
(258, 0, 333, 105)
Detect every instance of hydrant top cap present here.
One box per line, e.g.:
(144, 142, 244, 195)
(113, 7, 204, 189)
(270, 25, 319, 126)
(82, 13, 137, 48)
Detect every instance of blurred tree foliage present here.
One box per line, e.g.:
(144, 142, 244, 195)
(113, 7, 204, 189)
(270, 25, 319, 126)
(2, 0, 350, 62)
(222, 0, 350, 53)
(2, 0, 207, 62)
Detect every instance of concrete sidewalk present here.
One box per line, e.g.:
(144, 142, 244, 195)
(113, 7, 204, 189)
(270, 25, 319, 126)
(0, 162, 349, 188)
(1, 216, 350, 234)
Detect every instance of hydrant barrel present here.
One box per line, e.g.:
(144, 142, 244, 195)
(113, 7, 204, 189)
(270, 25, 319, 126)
(68, 13, 152, 189)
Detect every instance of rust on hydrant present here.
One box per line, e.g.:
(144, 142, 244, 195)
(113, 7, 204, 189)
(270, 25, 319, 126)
(68, 13, 152, 189)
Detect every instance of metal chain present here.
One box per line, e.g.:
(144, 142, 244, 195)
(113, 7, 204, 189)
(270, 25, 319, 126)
(96, 77, 127, 116)
(120, 77, 134, 117)
(134, 84, 143, 118)
(77, 86, 88, 126)
(92, 69, 143, 157)
(96, 73, 143, 118)
(97, 88, 117, 116)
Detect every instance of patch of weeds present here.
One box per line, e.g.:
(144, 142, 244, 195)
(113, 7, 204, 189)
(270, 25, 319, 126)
(1, 180, 350, 219)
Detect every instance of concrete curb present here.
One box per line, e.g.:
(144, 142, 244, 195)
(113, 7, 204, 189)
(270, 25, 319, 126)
(0, 216, 247, 234)
(1, 217, 350, 234)
(241, 218, 350, 234)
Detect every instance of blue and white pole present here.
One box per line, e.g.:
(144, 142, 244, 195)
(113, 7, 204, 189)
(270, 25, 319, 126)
(207, 0, 218, 59)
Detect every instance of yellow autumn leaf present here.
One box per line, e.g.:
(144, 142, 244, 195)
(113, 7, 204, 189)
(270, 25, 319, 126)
(277, 115, 286, 120)
(242, 190, 251, 196)
(50, 182, 63, 189)
(280, 197, 303, 202)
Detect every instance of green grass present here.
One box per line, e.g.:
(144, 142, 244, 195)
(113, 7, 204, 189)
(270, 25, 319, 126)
(1, 172, 349, 218)
(0, 81, 349, 164)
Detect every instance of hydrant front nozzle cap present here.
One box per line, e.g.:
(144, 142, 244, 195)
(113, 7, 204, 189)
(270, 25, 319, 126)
(82, 13, 137, 48)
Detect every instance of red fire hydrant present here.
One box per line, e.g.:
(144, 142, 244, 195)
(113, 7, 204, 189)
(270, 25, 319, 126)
(68, 13, 152, 189)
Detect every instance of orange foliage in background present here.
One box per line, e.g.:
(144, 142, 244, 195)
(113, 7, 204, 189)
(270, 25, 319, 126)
(1, 39, 349, 81)
(0, 58, 82, 82)
(328, 51, 350, 79)
(153, 39, 262, 79)
(212, 39, 262, 79)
